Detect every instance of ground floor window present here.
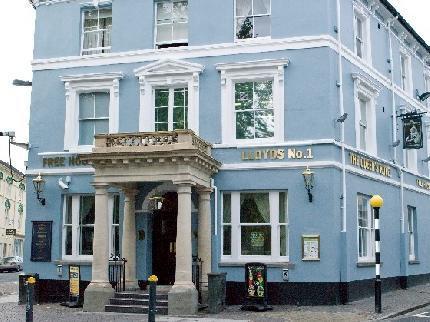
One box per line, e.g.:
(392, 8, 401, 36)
(357, 194, 374, 262)
(407, 206, 417, 261)
(222, 191, 288, 262)
(62, 194, 119, 260)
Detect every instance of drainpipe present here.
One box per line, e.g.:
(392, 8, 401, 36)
(336, 0, 347, 232)
(211, 179, 218, 236)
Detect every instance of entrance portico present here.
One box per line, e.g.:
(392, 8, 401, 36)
(80, 130, 220, 314)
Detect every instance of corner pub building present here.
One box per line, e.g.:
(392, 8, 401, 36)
(25, 0, 430, 314)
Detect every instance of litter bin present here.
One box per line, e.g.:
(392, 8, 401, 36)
(208, 272, 227, 314)
(19, 273, 39, 304)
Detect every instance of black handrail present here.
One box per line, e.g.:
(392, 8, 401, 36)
(192, 256, 203, 303)
(109, 253, 127, 292)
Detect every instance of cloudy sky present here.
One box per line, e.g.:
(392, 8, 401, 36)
(0, 0, 429, 173)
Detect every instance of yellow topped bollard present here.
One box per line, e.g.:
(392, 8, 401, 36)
(27, 277, 36, 285)
(370, 195, 384, 208)
(148, 275, 158, 283)
(148, 275, 158, 322)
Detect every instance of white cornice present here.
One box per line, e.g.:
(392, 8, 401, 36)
(32, 35, 336, 71)
(134, 59, 204, 77)
(215, 58, 289, 71)
(60, 72, 123, 83)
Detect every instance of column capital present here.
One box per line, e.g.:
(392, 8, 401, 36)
(92, 182, 110, 194)
(197, 187, 212, 200)
(175, 181, 194, 194)
(123, 188, 139, 199)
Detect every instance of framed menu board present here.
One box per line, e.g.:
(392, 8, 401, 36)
(302, 235, 320, 261)
(31, 221, 52, 262)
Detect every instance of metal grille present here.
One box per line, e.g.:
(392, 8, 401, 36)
(192, 256, 203, 303)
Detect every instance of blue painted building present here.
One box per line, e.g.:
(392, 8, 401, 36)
(26, 0, 430, 313)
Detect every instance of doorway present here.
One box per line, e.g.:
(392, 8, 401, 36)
(152, 192, 177, 285)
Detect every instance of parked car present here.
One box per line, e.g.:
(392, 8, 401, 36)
(0, 256, 23, 272)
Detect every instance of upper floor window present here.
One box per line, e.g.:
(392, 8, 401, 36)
(235, 0, 271, 40)
(61, 73, 123, 152)
(81, 7, 112, 55)
(353, 6, 371, 62)
(135, 59, 203, 134)
(235, 81, 273, 139)
(154, 88, 188, 131)
(216, 59, 289, 144)
(424, 74, 430, 108)
(155, 0, 188, 49)
(78, 92, 109, 145)
(400, 51, 413, 95)
(352, 74, 380, 155)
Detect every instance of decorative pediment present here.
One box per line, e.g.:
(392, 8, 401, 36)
(134, 59, 204, 78)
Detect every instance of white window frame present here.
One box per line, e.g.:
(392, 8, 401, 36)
(424, 72, 430, 109)
(135, 59, 204, 134)
(216, 59, 288, 145)
(400, 49, 413, 96)
(154, 87, 189, 131)
(407, 206, 417, 261)
(60, 72, 123, 153)
(221, 191, 289, 263)
(234, 0, 271, 41)
(62, 193, 119, 261)
(352, 73, 381, 156)
(108, 194, 120, 257)
(154, 0, 189, 49)
(357, 194, 374, 262)
(404, 148, 418, 172)
(80, 6, 112, 56)
(353, 4, 372, 63)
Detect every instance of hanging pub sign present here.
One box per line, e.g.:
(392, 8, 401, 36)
(241, 263, 272, 312)
(401, 111, 425, 149)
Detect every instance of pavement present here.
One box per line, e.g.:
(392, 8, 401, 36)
(1, 273, 430, 321)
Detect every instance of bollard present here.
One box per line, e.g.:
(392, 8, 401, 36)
(148, 275, 158, 322)
(370, 195, 383, 314)
(26, 277, 36, 322)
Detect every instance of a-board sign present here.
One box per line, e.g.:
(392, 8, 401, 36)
(30, 221, 52, 262)
(246, 263, 266, 299)
(69, 265, 80, 304)
(241, 262, 272, 311)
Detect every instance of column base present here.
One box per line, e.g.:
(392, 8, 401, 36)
(200, 283, 208, 305)
(168, 284, 198, 316)
(124, 280, 139, 291)
(83, 282, 114, 312)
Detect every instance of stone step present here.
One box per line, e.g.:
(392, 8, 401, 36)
(114, 292, 168, 300)
(109, 298, 168, 307)
(105, 304, 168, 315)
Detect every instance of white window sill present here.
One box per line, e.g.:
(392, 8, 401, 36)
(66, 146, 93, 154)
(409, 259, 420, 265)
(357, 260, 382, 267)
(219, 261, 293, 268)
(234, 37, 272, 44)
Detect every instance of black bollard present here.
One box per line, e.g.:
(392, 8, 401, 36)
(370, 195, 383, 314)
(148, 275, 158, 322)
(26, 277, 36, 322)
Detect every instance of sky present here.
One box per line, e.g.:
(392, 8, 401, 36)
(0, 0, 429, 173)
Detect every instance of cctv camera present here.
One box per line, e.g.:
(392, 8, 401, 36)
(58, 178, 69, 190)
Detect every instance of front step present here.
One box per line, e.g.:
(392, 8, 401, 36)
(105, 291, 169, 315)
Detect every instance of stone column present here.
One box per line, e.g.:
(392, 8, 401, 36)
(198, 188, 212, 304)
(122, 188, 138, 290)
(168, 183, 198, 315)
(84, 183, 114, 312)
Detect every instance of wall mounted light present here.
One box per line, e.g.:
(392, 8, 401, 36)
(416, 90, 430, 102)
(302, 166, 315, 203)
(422, 156, 430, 163)
(149, 194, 164, 210)
(32, 173, 46, 206)
(392, 139, 401, 147)
(336, 113, 348, 123)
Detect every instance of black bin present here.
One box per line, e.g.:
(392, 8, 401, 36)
(19, 273, 39, 304)
(208, 272, 227, 314)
